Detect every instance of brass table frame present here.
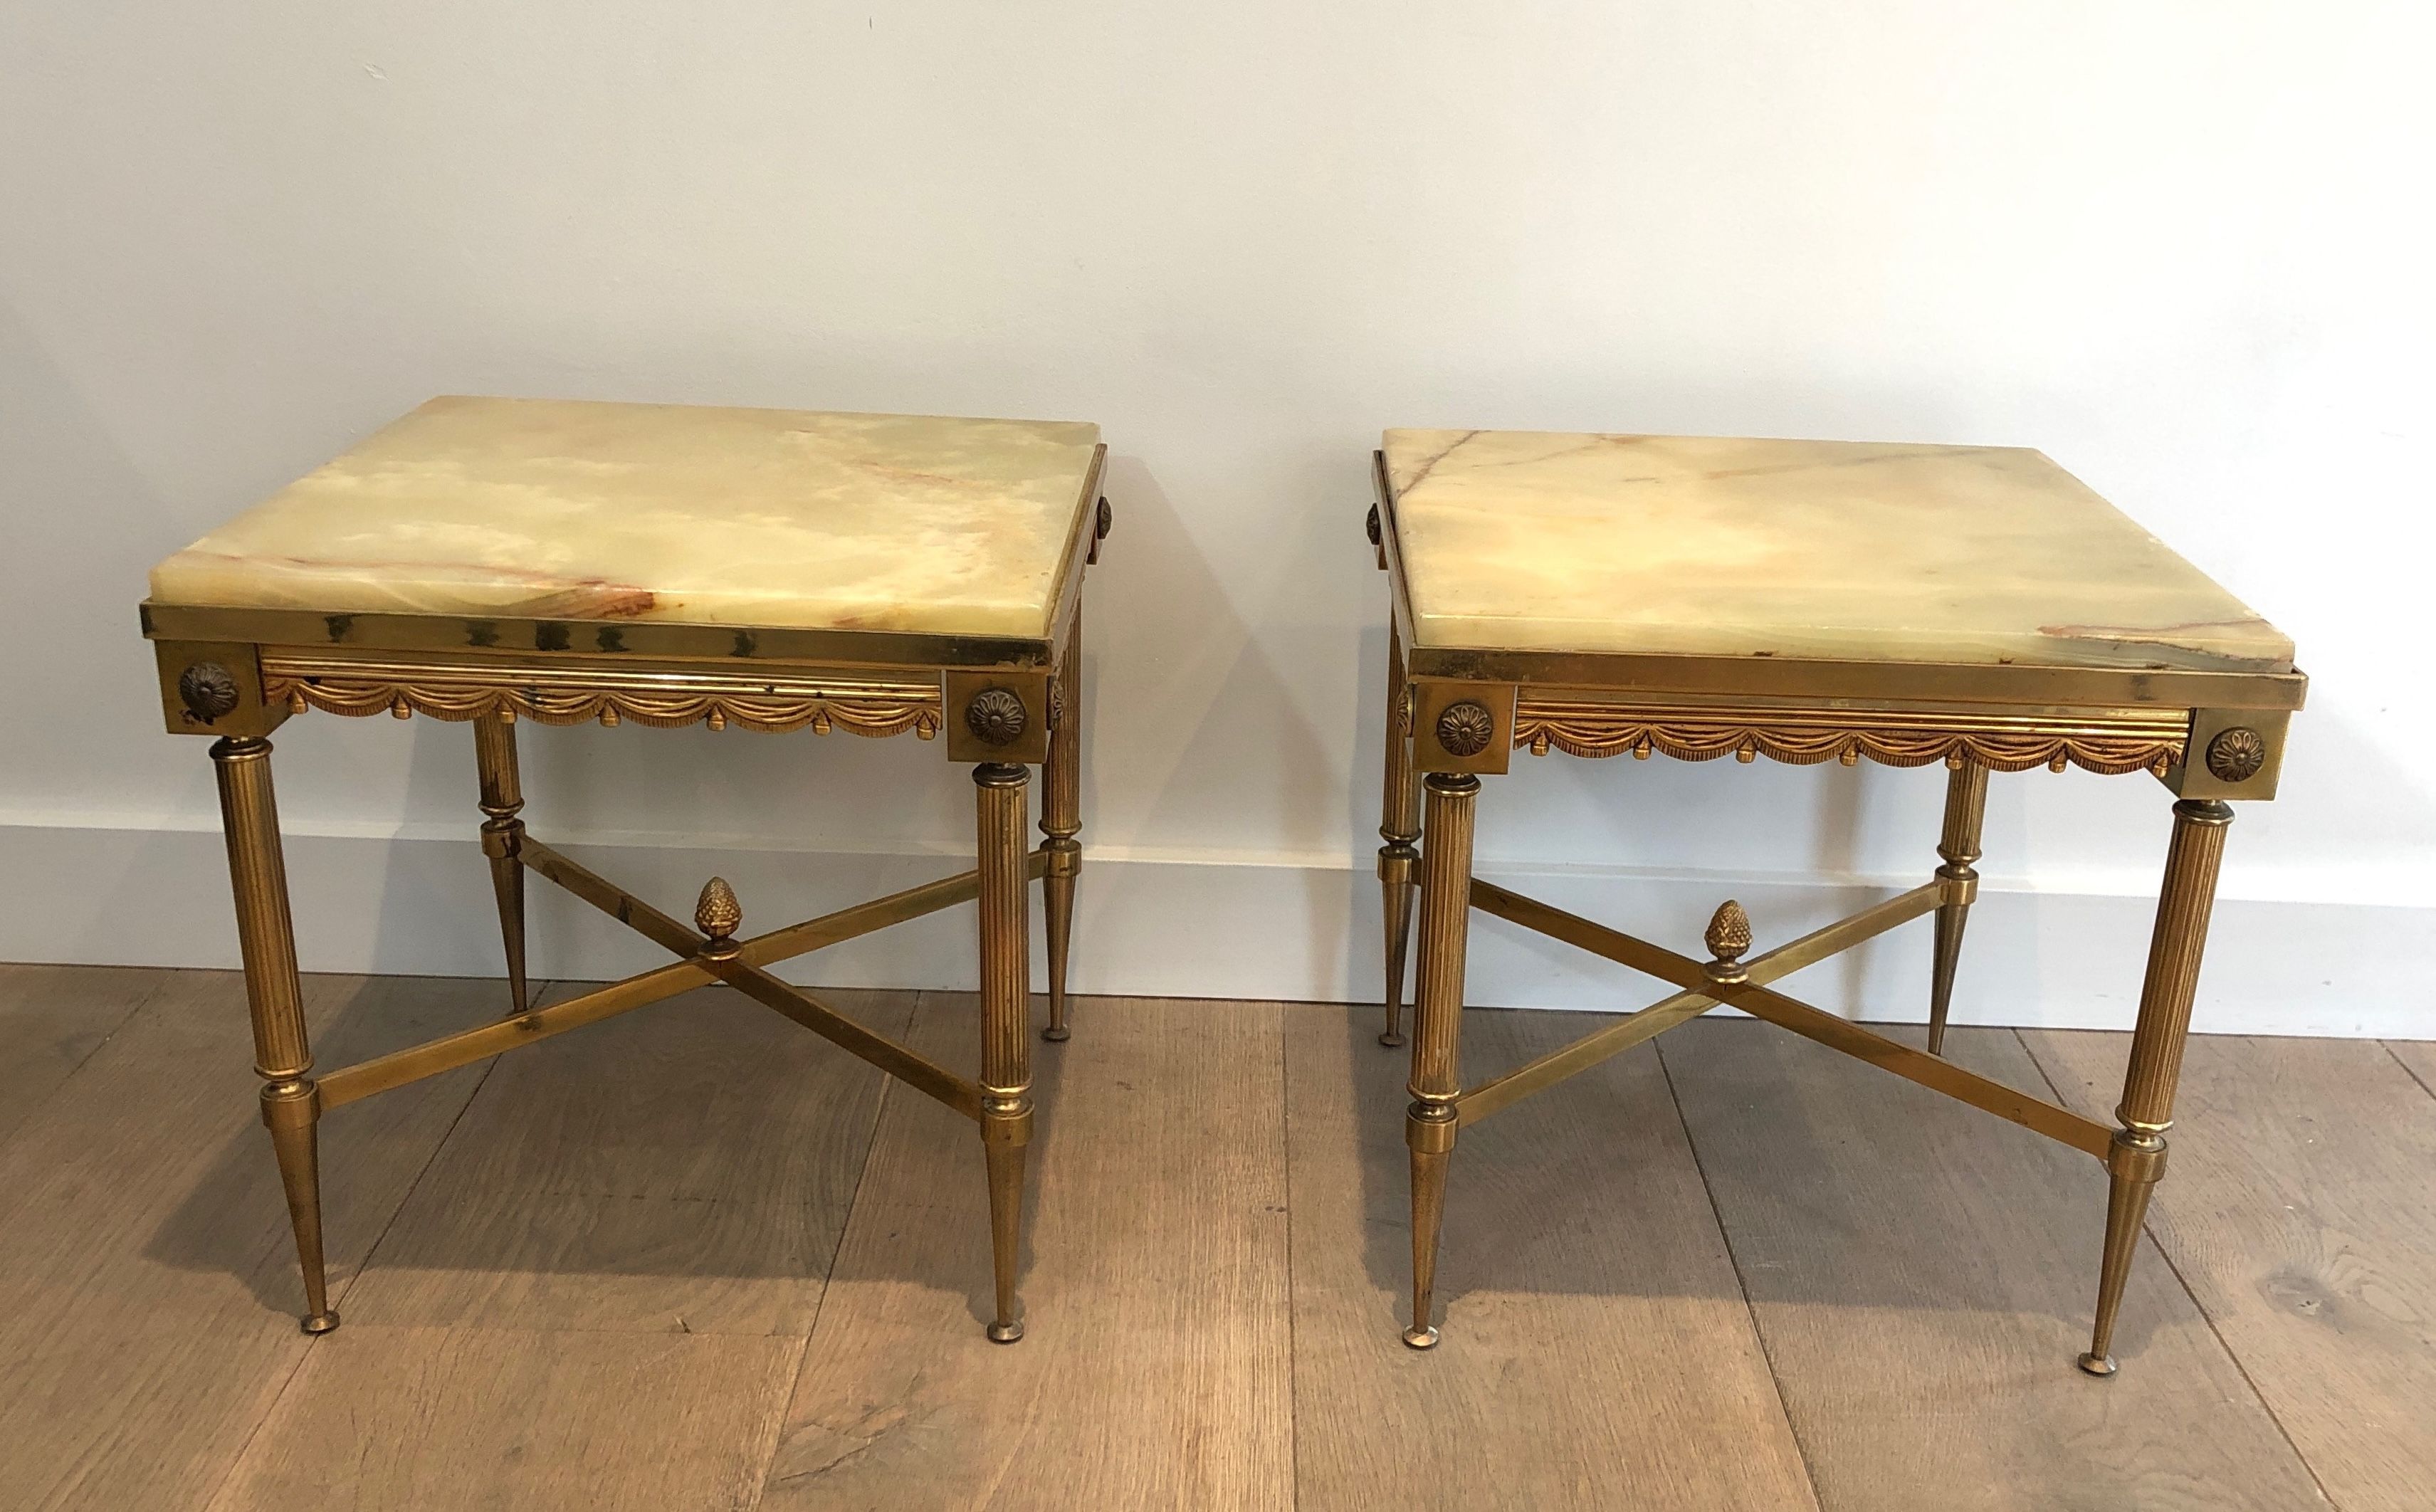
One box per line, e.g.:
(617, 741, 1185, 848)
(1365, 452, 2306, 1374)
(142, 449, 1110, 1344)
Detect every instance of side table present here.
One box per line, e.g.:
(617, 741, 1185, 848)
(1367, 429, 2303, 1373)
(142, 396, 1110, 1342)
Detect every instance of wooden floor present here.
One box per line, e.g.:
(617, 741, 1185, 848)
(2, 963, 2432, 1509)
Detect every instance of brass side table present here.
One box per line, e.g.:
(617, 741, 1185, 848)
(142, 396, 1110, 1343)
(1366, 429, 2303, 1374)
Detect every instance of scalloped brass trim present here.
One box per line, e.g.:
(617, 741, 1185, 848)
(1513, 695, 2186, 775)
(260, 647, 941, 737)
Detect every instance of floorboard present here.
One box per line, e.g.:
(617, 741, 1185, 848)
(206, 1325, 799, 1511)
(0, 972, 505, 1510)
(1283, 1003, 1818, 1511)
(2388, 1040, 2436, 1101)
(1659, 1017, 2329, 1511)
(2026, 1028, 2436, 1512)
(760, 993, 1294, 1511)
(1, 965, 2428, 1510)
(340, 985, 908, 1338)
(0, 963, 162, 1152)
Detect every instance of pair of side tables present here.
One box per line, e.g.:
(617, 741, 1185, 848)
(141, 397, 2301, 1377)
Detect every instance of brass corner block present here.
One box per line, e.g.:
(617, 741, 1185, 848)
(1086, 496, 1113, 565)
(1410, 681, 1516, 775)
(2161, 708, 2291, 800)
(943, 671, 1051, 765)
(152, 640, 287, 737)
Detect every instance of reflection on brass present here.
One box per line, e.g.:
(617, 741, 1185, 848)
(2205, 725, 2267, 783)
(149, 599, 1062, 676)
(261, 646, 943, 737)
(1407, 639, 2307, 716)
(965, 687, 1029, 747)
(179, 661, 241, 721)
(1434, 700, 1495, 758)
(1514, 696, 2187, 775)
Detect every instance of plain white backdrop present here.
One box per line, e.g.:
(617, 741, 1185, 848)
(3, 3, 2430, 1033)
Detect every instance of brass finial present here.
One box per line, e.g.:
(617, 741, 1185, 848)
(695, 877, 742, 955)
(1704, 900, 1752, 974)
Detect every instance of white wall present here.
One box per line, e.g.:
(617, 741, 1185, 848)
(4, 2, 2431, 1035)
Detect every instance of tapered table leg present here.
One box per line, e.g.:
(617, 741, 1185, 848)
(473, 708, 529, 1016)
(1405, 770, 1479, 1348)
(2081, 797, 2232, 1376)
(975, 762, 1034, 1343)
(1041, 611, 1083, 1043)
(212, 736, 338, 1335)
(1377, 625, 1421, 1047)
(1928, 759, 1988, 1056)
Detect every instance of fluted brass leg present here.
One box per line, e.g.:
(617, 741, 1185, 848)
(1041, 614, 1083, 1044)
(975, 762, 1034, 1343)
(1405, 770, 1478, 1348)
(2081, 797, 2232, 1376)
(1377, 624, 1421, 1047)
(473, 709, 529, 1015)
(212, 736, 338, 1334)
(1928, 760, 1988, 1056)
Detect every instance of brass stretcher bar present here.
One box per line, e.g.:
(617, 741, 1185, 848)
(318, 839, 1048, 1115)
(1461, 878, 2115, 1158)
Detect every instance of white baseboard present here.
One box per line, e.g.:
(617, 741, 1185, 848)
(3, 818, 2428, 1039)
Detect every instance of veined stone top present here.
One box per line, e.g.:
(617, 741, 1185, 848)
(1382, 429, 2293, 673)
(149, 397, 1103, 639)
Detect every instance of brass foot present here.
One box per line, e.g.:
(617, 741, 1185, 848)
(1402, 1325, 1440, 1350)
(302, 1310, 341, 1335)
(1041, 1025, 1071, 1044)
(1378, 1030, 1406, 1049)
(987, 1318, 1026, 1345)
(2077, 1351, 2117, 1377)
